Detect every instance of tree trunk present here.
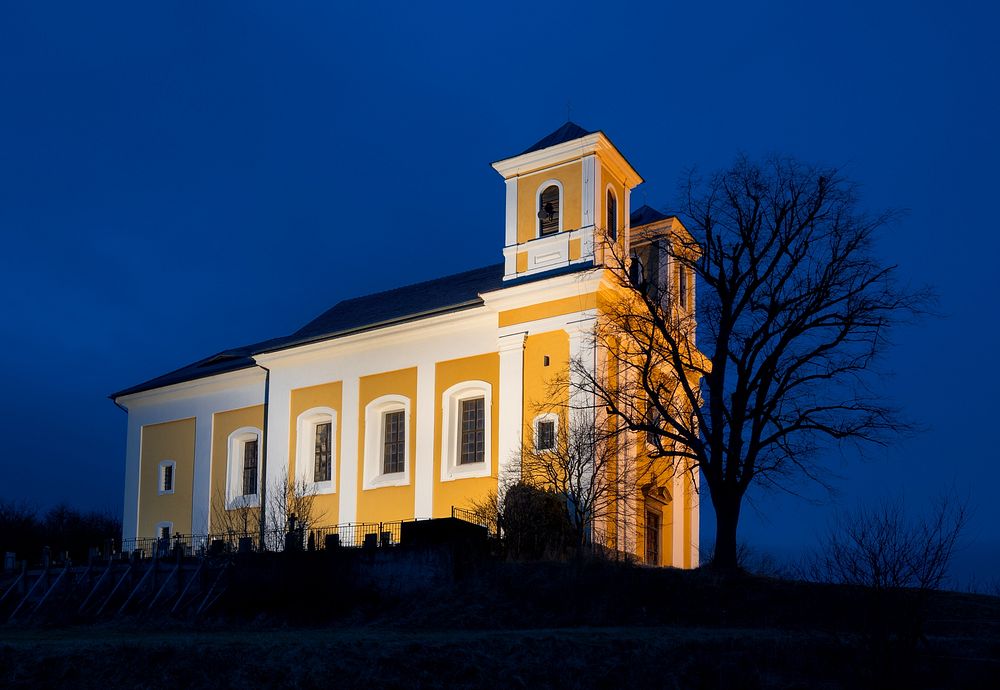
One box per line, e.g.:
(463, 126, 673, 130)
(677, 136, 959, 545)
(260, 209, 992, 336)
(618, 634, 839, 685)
(711, 496, 741, 570)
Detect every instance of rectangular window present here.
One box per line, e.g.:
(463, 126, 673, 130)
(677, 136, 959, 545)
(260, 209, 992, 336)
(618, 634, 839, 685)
(459, 397, 485, 464)
(242, 439, 258, 496)
(646, 510, 661, 566)
(536, 420, 555, 451)
(679, 265, 689, 310)
(314, 421, 332, 483)
(159, 525, 170, 541)
(383, 411, 405, 474)
(162, 464, 174, 493)
(607, 190, 617, 240)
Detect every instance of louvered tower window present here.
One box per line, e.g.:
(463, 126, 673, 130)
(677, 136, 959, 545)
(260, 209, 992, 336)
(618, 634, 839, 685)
(538, 185, 560, 236)
(607, 189, 618, 241)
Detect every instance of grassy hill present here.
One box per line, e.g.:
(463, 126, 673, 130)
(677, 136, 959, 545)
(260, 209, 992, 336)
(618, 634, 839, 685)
(1, 559, 998, 689)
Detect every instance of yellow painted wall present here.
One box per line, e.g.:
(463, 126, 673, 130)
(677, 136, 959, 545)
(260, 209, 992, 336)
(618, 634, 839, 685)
(288, 380, 343, 527)
(522, 329, 570, 451)
(516, 251, 528, 273)
(683, 472, 693, 569)
(432, 353, 500, 517)
(498, 293, 599, 328)
(516, 163, 582, 243)
(598, 164, 627, 255)
(209, 405, 264, 532)
(138, 418, 196, 537)
(356, 368, 417, 523)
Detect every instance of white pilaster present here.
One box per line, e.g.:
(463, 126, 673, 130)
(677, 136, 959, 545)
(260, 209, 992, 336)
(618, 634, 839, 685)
(503, 177, 518, 279)
(264, 378, 291, 531)
(338, 376, 360, 524)
(414, 361, 436, 518)
(690, 468, 700, 567)
(672, 470, 686, 567)
(582, 155, 596, 228)
(497, 331, 527, 486)
(190, 414, 213, 534)
(504, 177, 518, 247)
(565, 317, 597, 415)
(122, 419, 142, 539)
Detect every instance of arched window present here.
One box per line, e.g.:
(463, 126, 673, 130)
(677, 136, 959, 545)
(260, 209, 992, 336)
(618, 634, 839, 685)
(226, 427, 263, 508)
(441, 381, 493, 481)
(363, 395, 412, 489)
(537, 184, 561, 236)
(606, 188, 618, 241)
(295, 407, 337, 494)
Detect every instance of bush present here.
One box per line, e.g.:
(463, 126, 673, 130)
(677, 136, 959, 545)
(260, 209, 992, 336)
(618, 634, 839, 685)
(501, 483, 574, 560)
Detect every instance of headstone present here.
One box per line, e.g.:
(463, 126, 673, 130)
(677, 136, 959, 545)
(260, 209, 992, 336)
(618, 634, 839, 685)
(3, 552, 14, 572)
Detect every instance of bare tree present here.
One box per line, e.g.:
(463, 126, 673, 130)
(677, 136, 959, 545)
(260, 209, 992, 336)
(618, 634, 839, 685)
(808, 495, 967, 593)
(266, 477, 327, 550)
(578, 155, 929, 569)
(806, 495, 967, 681)
(210, 489, 258, 538)
(518, 410, 650, 553)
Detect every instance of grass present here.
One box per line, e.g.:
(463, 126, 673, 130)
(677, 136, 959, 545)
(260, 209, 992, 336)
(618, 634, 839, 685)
(1, 557, 998, 689)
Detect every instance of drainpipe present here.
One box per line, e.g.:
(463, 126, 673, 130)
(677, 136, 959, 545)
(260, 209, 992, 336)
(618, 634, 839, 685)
(253, 361, 271, 549)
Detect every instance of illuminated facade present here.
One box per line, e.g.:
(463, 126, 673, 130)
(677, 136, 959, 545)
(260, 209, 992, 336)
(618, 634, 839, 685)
(112, 123, 699, 567)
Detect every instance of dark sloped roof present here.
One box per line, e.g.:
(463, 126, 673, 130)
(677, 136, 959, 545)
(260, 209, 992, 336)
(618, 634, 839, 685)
(519, 121, 593, 156)
(271, 263, 506, 349)
(110, 261, 595, 400)
(630, 204, 673, 227)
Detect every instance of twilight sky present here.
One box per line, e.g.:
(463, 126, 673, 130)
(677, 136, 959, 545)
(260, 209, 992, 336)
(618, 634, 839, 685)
(1, 1, 997, 582)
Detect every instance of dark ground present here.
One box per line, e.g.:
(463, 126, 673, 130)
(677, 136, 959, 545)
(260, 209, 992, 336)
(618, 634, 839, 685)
(1, 559, 998, 689)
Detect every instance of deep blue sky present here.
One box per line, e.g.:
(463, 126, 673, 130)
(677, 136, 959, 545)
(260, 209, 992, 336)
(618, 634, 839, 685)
(1, 2, 997, 582)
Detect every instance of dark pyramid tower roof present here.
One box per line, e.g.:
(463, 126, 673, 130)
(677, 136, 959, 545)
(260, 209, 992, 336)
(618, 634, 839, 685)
(630, 204, 673, 227)
(520, 121, 594, 155)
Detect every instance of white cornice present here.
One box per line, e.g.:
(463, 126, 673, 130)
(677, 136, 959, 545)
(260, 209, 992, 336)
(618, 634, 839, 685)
(115, 365, 266, 409)
(491, 132, 643, 187)
(481, 268, 608, 312)
(254, 307, 495, 367)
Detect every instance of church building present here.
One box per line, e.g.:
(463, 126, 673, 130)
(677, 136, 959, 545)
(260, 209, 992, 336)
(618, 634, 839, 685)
(111, 123, 699, 568)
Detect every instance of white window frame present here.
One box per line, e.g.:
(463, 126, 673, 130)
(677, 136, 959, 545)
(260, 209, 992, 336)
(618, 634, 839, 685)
(535, 179, 564, 237)
(155, 521, 173, 540)
(363, 394, 411, 490)
(226, 426, 263, 509)
(295, 407, 337, 495)
(157, 460, 176, 496)
(441, 381, 493, 482)
(532, 412, 560, 451)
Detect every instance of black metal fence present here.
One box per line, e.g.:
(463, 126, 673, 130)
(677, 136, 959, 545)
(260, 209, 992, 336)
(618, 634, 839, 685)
(451, 506, 496, 534)
(114, 521, 416, 560)
(20, 512, 489, 566)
